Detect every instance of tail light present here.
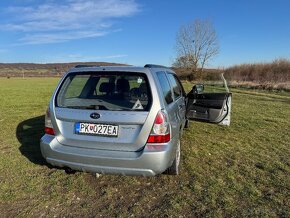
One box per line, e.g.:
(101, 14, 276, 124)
(45, 107, 55, 135)
(147, 111, 170, 143)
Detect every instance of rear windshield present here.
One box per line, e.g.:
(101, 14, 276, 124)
(56, 72, 152, 111)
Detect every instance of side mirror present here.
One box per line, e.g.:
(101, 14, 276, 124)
(191, 84, 204, 94)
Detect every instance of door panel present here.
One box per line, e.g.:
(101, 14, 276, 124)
(166, 73, 187, 136)
(186, 92, 232, 126)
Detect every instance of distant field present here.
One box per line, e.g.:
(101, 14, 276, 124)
(0, 78, 289, 217)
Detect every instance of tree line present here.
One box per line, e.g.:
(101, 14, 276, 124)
(172, 19, 290, 86)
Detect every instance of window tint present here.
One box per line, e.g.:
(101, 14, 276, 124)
(167, 74, 181, 99)
(56, 72, 152, 111)
(156, 72, 173, 104)
(64, 76, 89, 98)
(173, 74, 186, 96)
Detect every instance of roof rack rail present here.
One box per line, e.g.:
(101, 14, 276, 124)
(74, 65, 99, 68)
(144, 64, 168, 68)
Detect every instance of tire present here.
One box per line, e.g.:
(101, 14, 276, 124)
(165, 139, 181, 175)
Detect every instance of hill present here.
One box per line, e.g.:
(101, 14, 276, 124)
(0, 62, 127, 77)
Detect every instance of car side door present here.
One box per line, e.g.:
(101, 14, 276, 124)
(155, 71, 179, 138)
(186, 85, 232, 126)
(166, 73, 187, 130)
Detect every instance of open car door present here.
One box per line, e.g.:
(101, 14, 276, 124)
(186, 84, 232, 126)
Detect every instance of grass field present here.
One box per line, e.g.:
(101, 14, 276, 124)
(0, 78, 289, 217)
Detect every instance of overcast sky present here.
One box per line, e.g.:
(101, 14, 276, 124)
(0, 0, 290, 67)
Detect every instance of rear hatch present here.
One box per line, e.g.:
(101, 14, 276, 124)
(53, 71, 153, 152)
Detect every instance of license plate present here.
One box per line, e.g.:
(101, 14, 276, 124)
(75, 123, 118, 137)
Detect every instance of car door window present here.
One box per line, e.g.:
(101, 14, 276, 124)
(167, 73, 182, 100)
(172, 74, 186, 97)
(156, 71, 173, 104)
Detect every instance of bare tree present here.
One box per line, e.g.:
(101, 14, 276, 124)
(174, 19, 219, 74)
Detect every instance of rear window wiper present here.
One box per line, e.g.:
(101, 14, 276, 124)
(66, 105, 109, 110)
(130, 108, 144, 111)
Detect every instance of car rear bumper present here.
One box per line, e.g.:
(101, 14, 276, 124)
(40, 134, 177, 176)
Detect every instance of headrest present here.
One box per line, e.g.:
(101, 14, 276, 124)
(99, 82, 114, 93)
(116, 78, 130, 92)
(139, 83, 147, 92)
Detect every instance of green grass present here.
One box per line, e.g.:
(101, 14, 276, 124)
(0, 77, 289, 217)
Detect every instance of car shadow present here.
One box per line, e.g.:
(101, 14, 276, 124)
(16, 115, 48, 166)
(16, 115, 76, 174)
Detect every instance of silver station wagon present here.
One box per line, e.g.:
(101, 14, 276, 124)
(40, 64, 231, 176)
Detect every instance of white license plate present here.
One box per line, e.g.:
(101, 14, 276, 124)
(75, 123, 118, 137)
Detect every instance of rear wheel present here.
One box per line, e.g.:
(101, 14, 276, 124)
(165, 139, 180, 175)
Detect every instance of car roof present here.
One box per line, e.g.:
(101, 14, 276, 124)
(68, 65, 176, 75)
